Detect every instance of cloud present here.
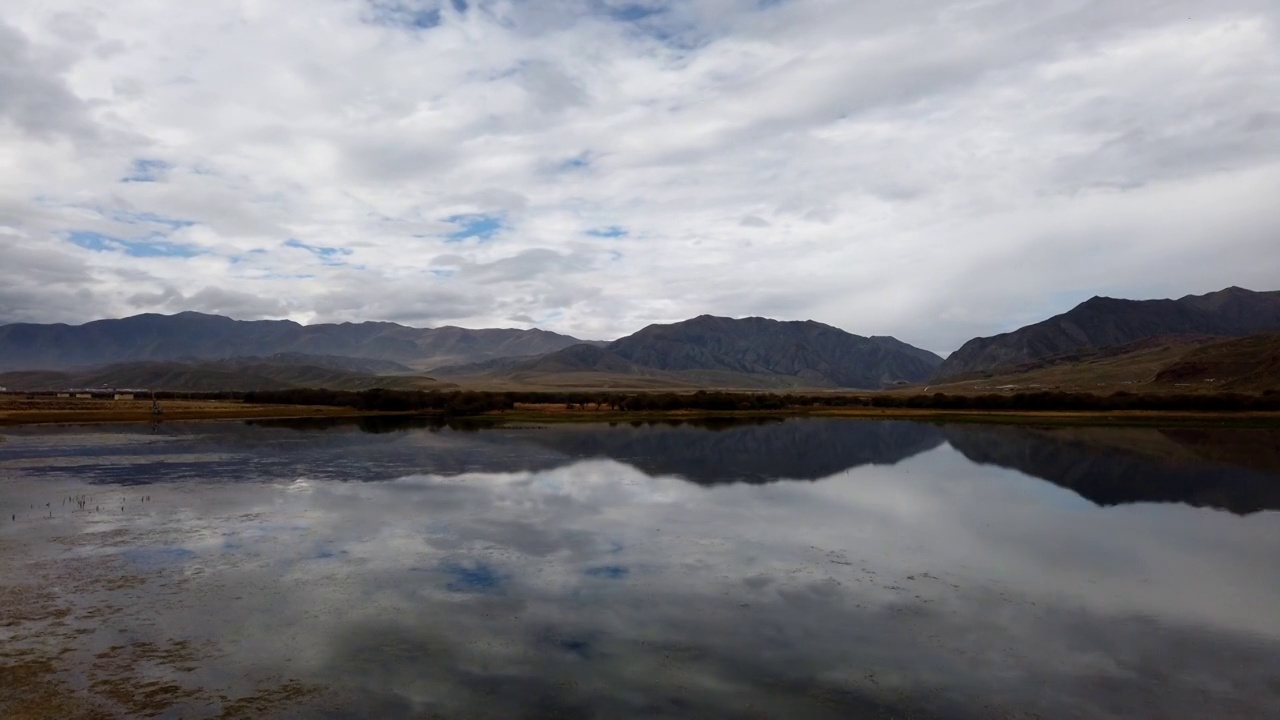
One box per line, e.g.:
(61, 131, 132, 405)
(125, 285, 295, 318)
(0, 0, 1277, 352)
(0, 20, 99, 142)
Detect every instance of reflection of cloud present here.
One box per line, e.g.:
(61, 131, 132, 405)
(442, 561, 505, 593)
(5, 421, 1280, 718)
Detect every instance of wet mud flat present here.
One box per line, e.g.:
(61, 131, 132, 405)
(0, 481, 326, 718)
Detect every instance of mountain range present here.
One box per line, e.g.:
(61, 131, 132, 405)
(0, 312, 943, 390)
(935, 287, 1280, 380)
(0, 312, 584, 372)
(1, 286, 1278, 392)
(431, 315, 943, 389)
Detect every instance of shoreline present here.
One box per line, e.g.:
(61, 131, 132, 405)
(481, 406, 1280, 428)
(0, 403, 418, 428)
(3, 402, 1280, 429)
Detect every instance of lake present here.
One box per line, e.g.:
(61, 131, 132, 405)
(2, 417, 1279, 718)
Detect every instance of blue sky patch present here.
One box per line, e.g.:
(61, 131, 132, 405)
(587, 225, 627, 238)
(607, 3, 666, 22)
(367, 1, 442, 30)
(445, 213, 504, 242)
(121, 158, 171, 183)
(443, 561, 505, 593)
(559, 152, 592, 172)
(67, 230, 200, 258)
(451, 0, 467, 12)
(229, 249, 268, 265)
(113, 211, 195, 229)
(284, 238, 353, 264)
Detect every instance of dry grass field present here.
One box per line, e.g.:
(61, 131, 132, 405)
(0, 395, 384, 426)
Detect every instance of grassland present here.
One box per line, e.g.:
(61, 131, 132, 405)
(0, 395, 407, 426)
(917, 334, 1280, 395)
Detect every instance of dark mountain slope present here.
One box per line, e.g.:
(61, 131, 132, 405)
(0, 312, 586, 371)
(234, 352, 415, 375)
(605, 315, 942, 389)
(936, 287, 1280, 379)
(511, 344, 650, 375)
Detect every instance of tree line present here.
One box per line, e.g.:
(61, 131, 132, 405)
(235, 388, 1280, 416)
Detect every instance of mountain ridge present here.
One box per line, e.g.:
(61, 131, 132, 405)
(0, 312, 587, 372)
(436, 315, 943, 389)
(935, 287, 1280, 379)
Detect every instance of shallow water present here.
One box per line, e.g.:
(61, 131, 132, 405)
(2, 418, 1279, 718)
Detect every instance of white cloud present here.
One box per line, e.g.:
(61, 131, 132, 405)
(1, 0, 1278, 352)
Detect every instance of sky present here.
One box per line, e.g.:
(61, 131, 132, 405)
(1, 0, 1278, 354)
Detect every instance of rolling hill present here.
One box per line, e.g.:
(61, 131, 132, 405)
(0, 312, 587, 371)
(936, 287, 1280, 379)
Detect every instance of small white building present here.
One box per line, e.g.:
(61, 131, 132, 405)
(114, 393, 135, 401)
(75, 393, 92, 399)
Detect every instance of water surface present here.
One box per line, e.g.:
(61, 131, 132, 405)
(2, 418, 1278, 718)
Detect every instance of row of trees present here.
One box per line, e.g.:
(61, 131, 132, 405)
(242, 389, 516, 415)
(866, 390, 1280, 412)
(238, 388, 1280, 416)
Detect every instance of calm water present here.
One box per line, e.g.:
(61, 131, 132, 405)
(2, 418, 1279, 718)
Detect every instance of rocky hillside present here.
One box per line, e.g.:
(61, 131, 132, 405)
(936, 287, 1280, 379)
(437, 315, 943, 389)
(605, 315, 941, 388)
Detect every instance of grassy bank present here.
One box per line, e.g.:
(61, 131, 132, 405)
(484, 403, 1280, 428)
(0, 396, 414, 427)
(5, 392, 1280, 429)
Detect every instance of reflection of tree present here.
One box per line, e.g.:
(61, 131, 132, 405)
(944, 426, 1280, 515)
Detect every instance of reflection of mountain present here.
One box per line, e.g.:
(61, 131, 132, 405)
(510, 419, 946, 484)
(944, 426, 1280, 515)
(1, 417, 945, 488)
(13, 419, 1278, 513)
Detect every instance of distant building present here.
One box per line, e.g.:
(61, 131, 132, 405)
(114, 393, 135, 400)
(74, 393, 92, 399)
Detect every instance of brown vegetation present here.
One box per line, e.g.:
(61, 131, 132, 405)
(0, 395, 395, 426)
(918, 334, 1280, 396)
